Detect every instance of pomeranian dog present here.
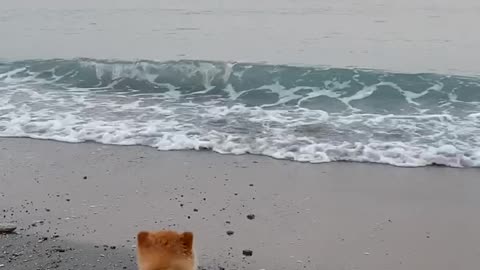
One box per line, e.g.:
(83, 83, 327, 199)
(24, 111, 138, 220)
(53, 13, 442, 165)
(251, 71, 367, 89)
(137, 230, 196, 270)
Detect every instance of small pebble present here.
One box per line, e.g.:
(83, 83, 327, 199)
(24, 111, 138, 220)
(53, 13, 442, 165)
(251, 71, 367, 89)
(226, 230, 234, 236)
(247, 214, 255, 220)
(242, 249, 253, 256)
(0, 223, 17, 233)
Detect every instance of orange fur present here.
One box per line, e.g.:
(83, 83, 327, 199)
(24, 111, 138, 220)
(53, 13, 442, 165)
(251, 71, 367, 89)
(137, 230, 196, 270)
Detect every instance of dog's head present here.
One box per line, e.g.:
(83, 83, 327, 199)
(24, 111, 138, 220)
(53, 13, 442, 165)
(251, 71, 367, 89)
(137, 230, 195, 270)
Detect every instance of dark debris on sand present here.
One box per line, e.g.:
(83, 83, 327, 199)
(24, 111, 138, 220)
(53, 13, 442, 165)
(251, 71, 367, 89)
(0, 232, 136, 270)
(0, 223, 17, 234)
(242, 249, 253, 256)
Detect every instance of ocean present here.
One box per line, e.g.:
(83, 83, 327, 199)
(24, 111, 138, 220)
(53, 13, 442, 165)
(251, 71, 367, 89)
(1, 0, 480, 167)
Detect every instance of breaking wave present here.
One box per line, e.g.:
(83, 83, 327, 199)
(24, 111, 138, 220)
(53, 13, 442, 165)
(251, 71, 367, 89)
(1, 58, 480, 167)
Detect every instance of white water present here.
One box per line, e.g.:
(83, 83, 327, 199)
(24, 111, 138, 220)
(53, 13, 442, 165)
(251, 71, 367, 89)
(1, 62, 480, 167)
(1, 1, 480, 167)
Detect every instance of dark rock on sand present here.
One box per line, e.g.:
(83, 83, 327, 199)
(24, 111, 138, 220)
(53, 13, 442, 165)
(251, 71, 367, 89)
(0, 223, 17, 233)
(242, 249, 253, 256)
(1, 233, 136, 270)
(246, 214, 255, 220)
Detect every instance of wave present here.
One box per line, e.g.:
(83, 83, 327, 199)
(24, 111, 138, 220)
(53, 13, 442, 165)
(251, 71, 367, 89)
(1, 58, 480, 167)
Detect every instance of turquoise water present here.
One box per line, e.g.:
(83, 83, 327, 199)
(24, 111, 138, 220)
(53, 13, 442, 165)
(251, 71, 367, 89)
(1, 58, 480, 167)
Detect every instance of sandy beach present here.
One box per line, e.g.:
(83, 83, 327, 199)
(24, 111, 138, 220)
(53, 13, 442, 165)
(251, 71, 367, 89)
(1, 0, 480, 269)
(1, 138, 479, 269)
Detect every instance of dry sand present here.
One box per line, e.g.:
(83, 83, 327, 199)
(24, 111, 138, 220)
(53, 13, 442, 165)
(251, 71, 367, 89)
(1, 138, 479, 269)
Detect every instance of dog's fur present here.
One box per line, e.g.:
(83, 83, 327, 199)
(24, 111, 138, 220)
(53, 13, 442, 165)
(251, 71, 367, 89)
(137, 230, 196, 270)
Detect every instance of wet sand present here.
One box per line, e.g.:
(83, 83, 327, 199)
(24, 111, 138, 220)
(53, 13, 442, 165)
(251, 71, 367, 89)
(1, 138, 480, 269)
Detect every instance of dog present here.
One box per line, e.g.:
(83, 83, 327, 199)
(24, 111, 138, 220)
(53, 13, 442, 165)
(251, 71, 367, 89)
(137, 230, 196, 270)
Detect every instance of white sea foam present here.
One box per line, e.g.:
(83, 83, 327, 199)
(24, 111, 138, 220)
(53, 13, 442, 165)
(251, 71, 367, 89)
(1, 92, 479, 167)
(1, 59, 480, 167)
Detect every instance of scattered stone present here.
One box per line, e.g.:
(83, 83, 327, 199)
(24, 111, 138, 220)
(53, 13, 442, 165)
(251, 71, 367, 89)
(31, 220, 44, 227)
(226, 230, 234, 236)
(83, 176, 88, 180)
(12, 251, 23, 257)
(0, 223, 17, 233)
(246, 214, 255, 220)
(249, 184, 254, 187)
(193, 209, 198, 212)
(38, 236, 48, 243)
(242, 249, 253, 256)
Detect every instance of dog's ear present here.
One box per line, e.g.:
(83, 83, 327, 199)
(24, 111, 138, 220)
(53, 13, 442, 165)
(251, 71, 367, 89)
(137, 231, 150, 247)
(181, 231, 194, 250)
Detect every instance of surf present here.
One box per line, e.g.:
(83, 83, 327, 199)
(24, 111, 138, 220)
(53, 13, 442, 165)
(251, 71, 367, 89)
(1, 58, 479, 167)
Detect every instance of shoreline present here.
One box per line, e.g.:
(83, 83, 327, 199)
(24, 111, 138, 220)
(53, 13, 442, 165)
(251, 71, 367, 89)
(1, 137, 479, 269)
(1, 136, 476, 169)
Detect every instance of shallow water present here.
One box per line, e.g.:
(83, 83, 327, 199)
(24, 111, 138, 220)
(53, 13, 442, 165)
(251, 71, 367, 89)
(1, 0, 480, 74)
(1, 0, 480, 167)
(1, 59, 479, 167)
